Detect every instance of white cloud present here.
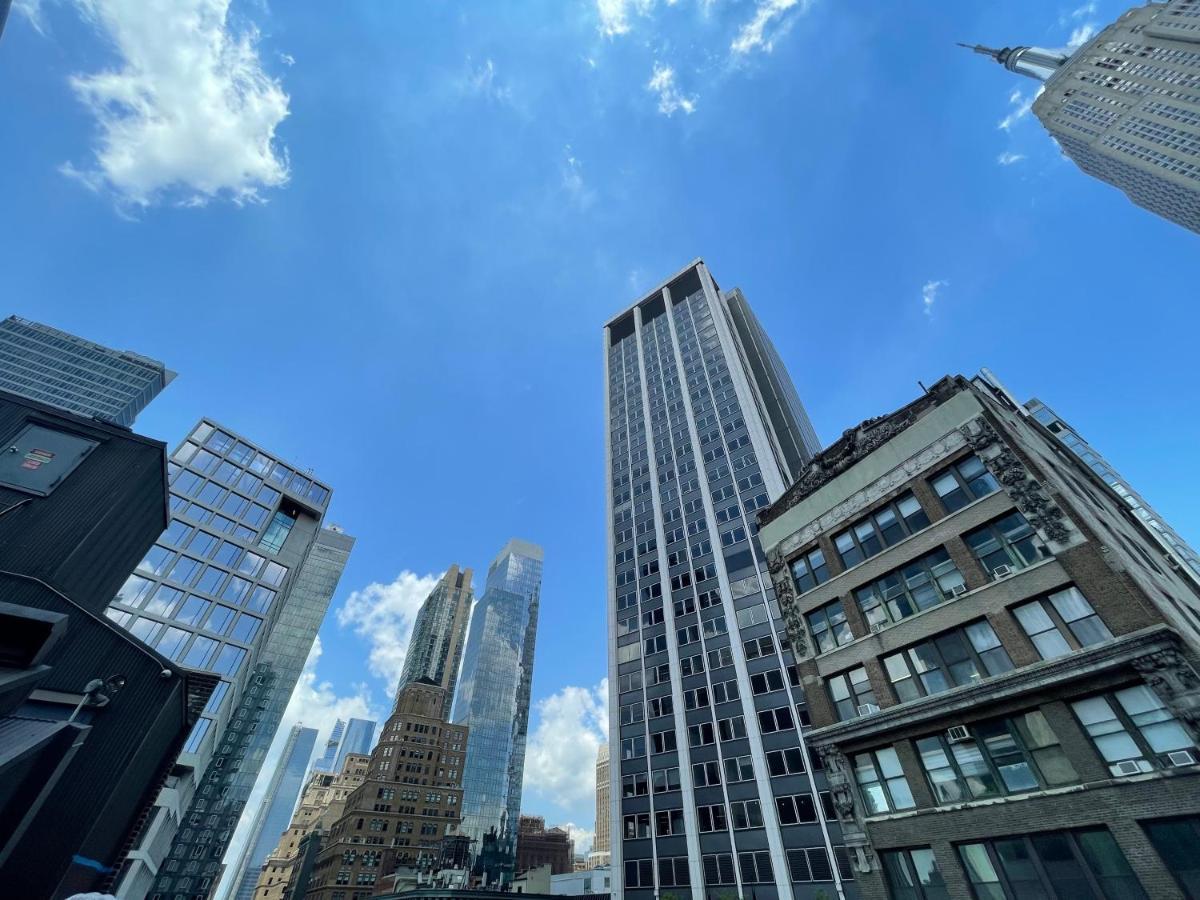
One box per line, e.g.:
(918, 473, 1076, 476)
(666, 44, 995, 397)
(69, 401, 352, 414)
(1066, 22, 1097, 50)
(463, 57, 513, 103)
(60, 0, 291, 208)
(1065, 2, 1097, 22)
(523, 679, 608, 813)
(596, 0, 654, 37)
(219, 636, 377, 890)
(646, 63, 697, 116)
(998, 89, 1036, 131)
(997, 151, 1026, 166)
(337, 570, 442, 689)
(922, 279, 948, 318)
(561, 145, 596, 210)
(12, 0, 48, 32)
(730, 0, 811, 56)
(554, 823, 595, 856)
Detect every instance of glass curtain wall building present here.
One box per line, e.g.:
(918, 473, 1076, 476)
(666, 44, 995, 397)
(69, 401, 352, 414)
(0, 315, 175, 426)
(452, 539, 544, 884)
(225, 725, 318, 900)
(604, 260, 850, 900)
(312, 719, 346, 775)
(107, 420, 336, 900)
(397, 564, 475, 719)
(332, 717, 377, 773)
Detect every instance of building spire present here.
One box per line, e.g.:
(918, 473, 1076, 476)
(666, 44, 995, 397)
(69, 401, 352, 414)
(958, 42, 1070, 81)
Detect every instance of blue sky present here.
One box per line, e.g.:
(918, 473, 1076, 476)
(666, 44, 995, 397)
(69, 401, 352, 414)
(3, 0, 1200, 861)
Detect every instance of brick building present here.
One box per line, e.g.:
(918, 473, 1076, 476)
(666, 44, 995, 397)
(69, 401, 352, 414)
(757, 374, 1200, 900)
(305, 679, 468, 900)
(515, 815, 574, 876)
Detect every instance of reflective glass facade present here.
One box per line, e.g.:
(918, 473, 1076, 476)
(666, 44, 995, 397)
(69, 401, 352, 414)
(397, 565, 474, 719)
(227, 725, 318, 900)
(312, 719, 346, 774)
(110, 420, 337, 900)
(333, 717, 378, 773)
(605, 262, 852, 900)
(453, 539, 544, 881)
(0, 315, 174, 426)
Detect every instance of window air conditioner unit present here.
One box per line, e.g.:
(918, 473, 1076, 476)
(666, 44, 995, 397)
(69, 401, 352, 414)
(1114, 760, 1144, 777)
(992, 564, 1014, 578)
(1167, 749, 1198, 767)
(857, 703, 880, 716)
(870, 622, 886, 634)
(946, 725, 971, 743)
(950, 583, 968, 597)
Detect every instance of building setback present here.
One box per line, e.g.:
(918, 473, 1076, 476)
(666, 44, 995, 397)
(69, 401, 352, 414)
(453, 539, 544, 885)
(397, 565, 475, 719)
(605, 260, 850, 900)
(0, 315, 175, 426)
(306, 679, 469, 899)
(251, 753, 370, 900)
(515, 816, 574, 877)
(757, 373, 1200, 900)
(0, 389, 215, 899)
(224, 724, 319, 900)
(966, 0, 1200, 235)
(109, 421, 337, 900)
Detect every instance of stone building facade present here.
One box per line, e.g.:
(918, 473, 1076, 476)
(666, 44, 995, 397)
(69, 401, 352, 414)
(305, 679, 468, 900)
(515, 816, 574, 876)
(757, 374, 1200, 900)
(251, 753, 369, 900)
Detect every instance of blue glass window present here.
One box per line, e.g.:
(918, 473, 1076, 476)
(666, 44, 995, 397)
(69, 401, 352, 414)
(212, 645, 246, 677)
(204, 605, 236, 635)
(256, 486, 280, 506)
(156, 626, 190, 660)
(213, 541, 240, 567)
(205, 430, 235, 454)
(175, 595, 211, 626)
(195, 566, 225, 595)
(222, 576, 250, 604)
(249, 452, 272, 475)
(230, 614, 262, 644)
(197, 481, 224, 505)
(238, 551, 265, 578)
(187, 531, 219, 558)
(262, 562, 287, 587)
(115, 574, 155, 607)
(163, 519, 192, 547)
(258, 510, 296, 554)
(137, 545, 174, 576)
(172, 470, 201, 495)
(168, 556, 203, 587)
(214, 461, 240, 485)
(220, 493, 250, 518)
(246, 586, 276, 614)
(244, 504, 270, 529)
(228, 442, 255, 465)
(145, 585, 183, 616)
(181, 636, 218, 668)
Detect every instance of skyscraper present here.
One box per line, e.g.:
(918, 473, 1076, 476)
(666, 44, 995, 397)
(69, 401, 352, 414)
(397, 565, 475, 718)
(226, 725, 319, 900)
(593, 743, 611, 864)
(109, 421, 338, 900)
(332, 717, 377, 773)
(0, 315, 175, 426)
(965, 0, 1200, 234)
(453, 538, 543, 883)
(605, 260, 842, 900)
(312, 719, 346, 774)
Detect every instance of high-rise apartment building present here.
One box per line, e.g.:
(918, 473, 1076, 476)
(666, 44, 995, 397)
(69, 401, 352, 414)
(306, 679, 469, 899)
(605, 260, 850, 900)
(109, 420, 338, 900)
(333, 717, 378, 773)
(397, 565, 474, 718)
(966, 0, 1200, 234)
(225, 725, 319, 900)
(0, 315, 175, 426)
(453, 538, 543, 884)
(593, 743, 611, 864)
(757, 373, 1200, 900)
(313, 719, 347, 774)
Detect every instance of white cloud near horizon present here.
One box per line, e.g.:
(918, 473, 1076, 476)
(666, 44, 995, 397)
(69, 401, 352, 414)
(997, 151, 1026, 166)
(647, 63, 697, 116)
(922, 279, 948, 318)
(59, 0, 291, 208)
(731, 0, 811, 55)
(336, 570, 442, 690)
(523, 679, 608, 817)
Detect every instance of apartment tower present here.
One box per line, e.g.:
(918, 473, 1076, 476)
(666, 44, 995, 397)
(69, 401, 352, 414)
(397, 565, 475, 719)
(605, 260, 855, 900)
(966, 0, 1200, 234)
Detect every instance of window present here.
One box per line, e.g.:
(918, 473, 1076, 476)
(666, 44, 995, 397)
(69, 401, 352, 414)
(623, 814, 651, 839)
(657, 856, 690, 888)
(204, 605, 235, 635)
(654, 808, 685, 836)
(742, 636, 775, 660)
(212, 645, 246, 677)
(174, 595, 211, 627)
(651, 731, 676, 754)
(701, 615, 727, 637)
(1143, 816, 1200, 899)
(222, 576, 251, 604)
(1071, 685, 1198, 776)
(262, 561, 287, 586)
(853, 747, 915, 813)
(958, 828, 1147, 900)
(703, 853, 737, 886)
(708, 646, 734, 669)
(620, 736, 645, 760)
(246, 586, 276, 614)
(692, 760, 720, 786)
(1013, 587, 1113, 659)
(964, 512, 1045, 577)
(717, 715, 746, 740)
(808, 600, 853, 653)
(648, 696, 672, 718)
(114, 574, 155, 608)
(758, 706, 795, 733)
(917, 710, 1076, 804)
(230, 614, 262, 643)
(931, 455, 998, 512)
(697, 804, 727, 832)
(774, 792, 816, 825)
(790, 548, 829, 594)
(723, 755, 754, 783)
(651, 766, 680, 794)
(833, 493, 930, 567)
(767, 747, 806, 776)
(883, 621, 1014, 701)
(621, 772, 648, 797)
(137, 545, 174, 577)
(855, 549, 966, 628)
(168, 555, 204, 587)
(624, 858, 654, 888)
(155, 626, 190, 660)
(739, 851, 774, 883)
(751, 669, 785, 694)
(827, 667, 877, 720)
(881, 848, 950, 900)
(786, 847, 835, 883)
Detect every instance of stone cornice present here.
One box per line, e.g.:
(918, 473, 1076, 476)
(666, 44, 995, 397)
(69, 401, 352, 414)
(807, 625, 1182, 747)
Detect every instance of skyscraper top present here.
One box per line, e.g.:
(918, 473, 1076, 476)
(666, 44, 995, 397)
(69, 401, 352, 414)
(958, 43, 1070, 81)
(492, 538, 544, 564)
(0, 315, 175, 426)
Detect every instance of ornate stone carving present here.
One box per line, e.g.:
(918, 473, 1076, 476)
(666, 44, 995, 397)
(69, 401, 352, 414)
(1133, 648, 1200, 734)
(960, 417, 1073, 545)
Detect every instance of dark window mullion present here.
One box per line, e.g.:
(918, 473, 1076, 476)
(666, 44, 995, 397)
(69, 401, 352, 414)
(1065, 831, 1111, 900)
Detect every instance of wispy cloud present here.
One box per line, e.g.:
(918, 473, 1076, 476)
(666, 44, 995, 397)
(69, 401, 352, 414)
(1066, 22, 1097, 50)
(561, 145, 596, 210)
(730, 0, 812, 56)
(59, 0, 291, 209)
(596, 0, 655, 37)
(922, 279, 948, 318)
(11, 0, 48, 33)
(997, 151, 1026, 166)
(998, 88, 1036, 131)
(646, 63, 697, 116)
(462, 57, 513, 103)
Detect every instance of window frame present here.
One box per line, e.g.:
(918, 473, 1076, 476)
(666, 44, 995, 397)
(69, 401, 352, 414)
(807, 599, 853, 654)
(827, 666, 877, 721)
(1012, 586, 1113, 660)
(833, 492, 931, 568)
(929, 454, 999, 513)
(855, 548, 966, 629)
(963, 512, 1046, 578)
(883, 619, 1014, 702)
